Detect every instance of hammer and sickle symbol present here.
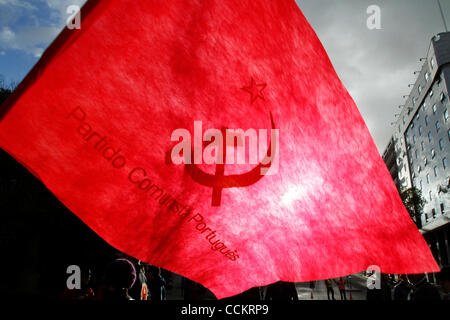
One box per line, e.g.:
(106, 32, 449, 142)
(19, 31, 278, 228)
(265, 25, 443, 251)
(185, 112, 276, 206)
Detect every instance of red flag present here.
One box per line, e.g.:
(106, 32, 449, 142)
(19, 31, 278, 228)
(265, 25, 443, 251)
(0, 0, 439, 298)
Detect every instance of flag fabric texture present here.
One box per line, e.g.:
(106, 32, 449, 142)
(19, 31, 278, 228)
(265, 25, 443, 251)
(0, 0, 439, 298)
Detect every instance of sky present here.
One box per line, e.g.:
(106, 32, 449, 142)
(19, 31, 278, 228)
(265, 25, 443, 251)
(0, 0, 449, 153)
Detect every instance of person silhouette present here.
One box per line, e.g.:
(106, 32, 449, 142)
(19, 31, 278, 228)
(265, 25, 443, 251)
(337, 277, 346, 300)
(324, 279, 335, 300)
(98, 258, 137, 300)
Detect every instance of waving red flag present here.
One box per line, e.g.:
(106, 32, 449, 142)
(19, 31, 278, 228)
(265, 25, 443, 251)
(0, 0, 439, 298)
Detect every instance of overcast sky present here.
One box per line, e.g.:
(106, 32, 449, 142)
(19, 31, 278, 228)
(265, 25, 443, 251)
(0, 0, 449, 153)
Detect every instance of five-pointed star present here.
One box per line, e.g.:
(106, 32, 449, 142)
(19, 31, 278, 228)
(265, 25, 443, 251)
(241, 77, 267, 104)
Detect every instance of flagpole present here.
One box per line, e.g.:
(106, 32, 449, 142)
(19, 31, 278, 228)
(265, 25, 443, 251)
(437, 0, 449, 32)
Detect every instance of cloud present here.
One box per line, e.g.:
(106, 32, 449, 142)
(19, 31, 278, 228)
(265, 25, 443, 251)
(31, 47, 43, 58)
(296, 0, 448, 152)
(0, 26, 15, 42)
(44, 0, 87, 25)
(0, 0, 86, 58)
(0, 0, 36, 27)
(0, 25, 59, 57)
(0, 0, 36, 10)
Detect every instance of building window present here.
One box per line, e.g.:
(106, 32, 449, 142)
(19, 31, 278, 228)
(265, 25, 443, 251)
(424, 157, 428, 166)
(433, 104, 437, 114)
(398, 125, 401, 133)
(415, 149, 418, 159)
(441, 203, 445, 215)
(444, 109, 448, 122)
(432, 208, 436, 218)
(429, 190, 432, 201)
(421, 141, 425, 151)
(413, 135, 417, 143)
(430, 90, 434, 98)
(411, 122, 415, 129)
(431, 58, 435, 69)
(428, 132, 432, 143)
(436, 121, 440, 132)
(425, 115, 430, 125)
(434, 166, 438, 177)
(431, 149, 436, 159)
(420, 180, 423, 190)
(418, 86, 422, 94)
(418, 165, 422, 173)
(419, 126, 423, 136)
(440, 92, 445, 102)
(425, 213, 429, 222)
(427, 173, 430, 184)
(425, 72, 429, 82)
(403, 117, 405, 125)
(443, 157, 448, 169)
(440, 139, 444, 150)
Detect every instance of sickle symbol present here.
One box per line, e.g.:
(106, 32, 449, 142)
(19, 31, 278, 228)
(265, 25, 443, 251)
(185, 113, 276, 206)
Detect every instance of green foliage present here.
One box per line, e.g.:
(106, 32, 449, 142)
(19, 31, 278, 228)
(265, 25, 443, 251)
(0, 74, 16, 105)
(399, 186, 426, 227)
(0, 87, 12, 105)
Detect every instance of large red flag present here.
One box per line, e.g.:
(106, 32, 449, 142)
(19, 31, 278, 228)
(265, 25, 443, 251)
(0, 0, 439, 298)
